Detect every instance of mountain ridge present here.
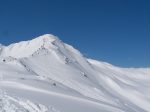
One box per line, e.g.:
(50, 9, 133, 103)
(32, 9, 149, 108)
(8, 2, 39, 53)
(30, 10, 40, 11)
(0, 34, 67, 58)
(0, 34, 150, 112)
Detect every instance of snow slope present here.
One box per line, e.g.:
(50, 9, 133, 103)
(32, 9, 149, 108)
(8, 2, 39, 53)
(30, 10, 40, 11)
(0, 34, 150, 112)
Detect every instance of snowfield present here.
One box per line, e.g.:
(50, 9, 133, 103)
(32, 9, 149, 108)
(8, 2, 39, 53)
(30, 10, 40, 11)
(0, 34, 150, 112)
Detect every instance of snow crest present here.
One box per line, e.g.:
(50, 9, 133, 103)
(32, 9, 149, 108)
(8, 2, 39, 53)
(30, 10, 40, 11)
(0, 91, 47, 112)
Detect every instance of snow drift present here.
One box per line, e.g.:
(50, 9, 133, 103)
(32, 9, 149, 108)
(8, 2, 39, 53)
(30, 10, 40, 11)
(0, 34, 150, 112)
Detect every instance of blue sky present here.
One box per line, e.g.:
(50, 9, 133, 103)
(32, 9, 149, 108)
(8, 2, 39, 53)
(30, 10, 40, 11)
(0, 0, 150, 67)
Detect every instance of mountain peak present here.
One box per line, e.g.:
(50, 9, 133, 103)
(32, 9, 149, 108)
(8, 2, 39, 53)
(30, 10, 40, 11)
(34, 34, 59, 43)
(0, 34, 62, 58)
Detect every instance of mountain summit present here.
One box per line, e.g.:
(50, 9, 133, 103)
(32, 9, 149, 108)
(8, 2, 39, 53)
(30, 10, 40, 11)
(0, 34, 150, 112)
(0, 34, 68, 58)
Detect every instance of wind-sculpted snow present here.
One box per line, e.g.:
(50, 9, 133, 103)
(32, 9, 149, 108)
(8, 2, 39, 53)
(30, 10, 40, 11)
(0, 34, 150, 112)
(0, 90, 61, 112)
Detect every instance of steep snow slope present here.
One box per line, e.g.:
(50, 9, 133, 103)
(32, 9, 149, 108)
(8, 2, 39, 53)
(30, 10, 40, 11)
(0, 34, 150, 112)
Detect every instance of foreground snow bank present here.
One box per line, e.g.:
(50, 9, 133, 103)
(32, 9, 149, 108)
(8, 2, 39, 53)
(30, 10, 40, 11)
(0, 91, 47, 112)
(0, 90, 61, 112)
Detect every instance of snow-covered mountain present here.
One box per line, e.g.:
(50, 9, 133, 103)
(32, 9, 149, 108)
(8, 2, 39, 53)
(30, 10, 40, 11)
(0, 34, 150, 112)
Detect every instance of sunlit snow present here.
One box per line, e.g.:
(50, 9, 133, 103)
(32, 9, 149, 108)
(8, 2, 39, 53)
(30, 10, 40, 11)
(0, 34, 150, 112)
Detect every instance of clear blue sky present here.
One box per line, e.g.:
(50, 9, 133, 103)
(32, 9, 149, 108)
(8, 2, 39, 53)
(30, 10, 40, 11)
(0, 0, 150, 67)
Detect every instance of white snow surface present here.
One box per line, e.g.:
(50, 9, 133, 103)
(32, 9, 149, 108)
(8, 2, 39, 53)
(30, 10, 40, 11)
(0, 34, 150, 112)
